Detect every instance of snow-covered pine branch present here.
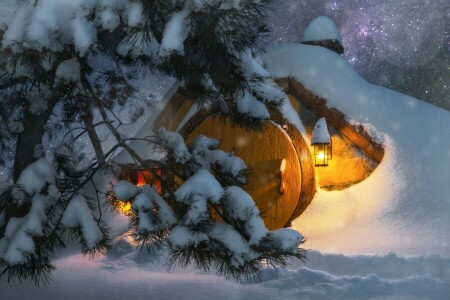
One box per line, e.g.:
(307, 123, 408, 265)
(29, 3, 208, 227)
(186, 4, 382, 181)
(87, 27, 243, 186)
(0, 0, 300, 283)
(112, 129, 305, 280)
(0, 156, 59, 265)
(61, 195, 105, 252)
(0, 145, 109, 284)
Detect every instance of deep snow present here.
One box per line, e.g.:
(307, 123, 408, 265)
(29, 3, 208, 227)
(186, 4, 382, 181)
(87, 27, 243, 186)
(1, 248, 449, 300)
(264, 43, 450, 257)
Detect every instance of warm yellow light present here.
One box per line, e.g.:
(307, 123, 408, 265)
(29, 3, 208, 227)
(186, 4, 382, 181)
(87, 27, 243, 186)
(117, 201, 132, 214)
(317, 151, 326, 160)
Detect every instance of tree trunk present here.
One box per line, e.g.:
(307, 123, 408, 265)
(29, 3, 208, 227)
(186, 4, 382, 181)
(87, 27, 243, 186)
(13, 99, 58, 182)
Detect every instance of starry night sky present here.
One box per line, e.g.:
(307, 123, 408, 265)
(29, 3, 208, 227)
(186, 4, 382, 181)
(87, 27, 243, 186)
(266, 0, 450, 110)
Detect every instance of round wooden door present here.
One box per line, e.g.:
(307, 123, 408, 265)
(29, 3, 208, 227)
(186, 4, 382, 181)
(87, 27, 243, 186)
(186, 115, 302, 230)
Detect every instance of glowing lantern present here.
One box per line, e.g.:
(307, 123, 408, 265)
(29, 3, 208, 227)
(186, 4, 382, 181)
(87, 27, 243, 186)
(311, 118, 332, 166)
(119, 161, 165, 194)
(116, 201, 132, 214)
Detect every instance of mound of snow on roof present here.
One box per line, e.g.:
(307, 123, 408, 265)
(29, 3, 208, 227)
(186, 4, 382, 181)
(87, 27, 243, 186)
(302, 16, 342, 43)
(264, 43, 450, 257)
(311, 117, 331, 144)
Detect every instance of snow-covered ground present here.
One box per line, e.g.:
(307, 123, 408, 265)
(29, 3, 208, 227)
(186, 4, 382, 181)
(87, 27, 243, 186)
(1, 248, 449, 299)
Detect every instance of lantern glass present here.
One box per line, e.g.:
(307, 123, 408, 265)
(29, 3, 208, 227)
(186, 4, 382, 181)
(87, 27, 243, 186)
(120, 162, 165, 194)
(136, 169, 163, 193)
(313, 144, 332, 166)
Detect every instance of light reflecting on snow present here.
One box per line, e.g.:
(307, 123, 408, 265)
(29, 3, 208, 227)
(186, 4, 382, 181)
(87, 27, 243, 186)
(265, 43, 450, 257)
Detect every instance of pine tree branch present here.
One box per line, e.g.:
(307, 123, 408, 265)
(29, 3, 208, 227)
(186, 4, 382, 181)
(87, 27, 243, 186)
(0, 76, 28, 90)
(82, 108, 105, 166)
(80, 72, 163, 182)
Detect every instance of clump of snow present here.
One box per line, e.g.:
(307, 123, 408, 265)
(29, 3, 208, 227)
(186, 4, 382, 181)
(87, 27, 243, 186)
(191, 135, 221, 153)
(175, 169, 223, 204)
(159, 10, 190, 57)
(239, 51, 270, 79)
(132, 192, 156, 233)
(62, 195, 103, 249)
(125, 3, 144, 27)
(113, 180, 141, 200)
(55, 58, 81, 84)
(0, 0, 16, 30)
(112, 181, 177, 232)
(209, 222, 259, 267)
(158, 128, 191, 163)
(2, 0, 101, 55)
(235, 90, 270, 119)
(311, 117, 331, 144)
(16, 157, 57, 196)
(0, 157, 60, 264)
(174, 169, 223, 225)
(143, 186, 177, 228)
(97, 6, 120, 32)
(209, 149, 246, 176)
(222, 186, 268, 245)
(72, 12, 97, 56)
(234, 51, 287, 119)
(168, 225, 208, 250)
(40, 53, 56, 71)
(302, 16, 342, 43)
(218, 0, 242, 10)
(192, 135, 247, 179)
(268, 228, 303, 254)
(2, 2, 34, 50)
(131, 185, 177, 232)
(250, 79, 286, 104)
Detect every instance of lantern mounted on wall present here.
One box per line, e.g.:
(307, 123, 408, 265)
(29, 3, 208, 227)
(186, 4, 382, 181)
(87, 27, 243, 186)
(119, 161, 166, 194)
(311, 117, 332, 167)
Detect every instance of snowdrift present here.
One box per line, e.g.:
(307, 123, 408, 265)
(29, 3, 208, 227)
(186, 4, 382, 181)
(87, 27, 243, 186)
(264, 43, 450, 257)
(1, 250, 449, 300)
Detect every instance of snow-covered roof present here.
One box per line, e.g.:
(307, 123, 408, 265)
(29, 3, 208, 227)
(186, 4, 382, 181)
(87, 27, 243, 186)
(112, 83, 179, 164)
(311, 117, 331, 144)
(302, 16, 342, 43)
(263, 43, 450, 257)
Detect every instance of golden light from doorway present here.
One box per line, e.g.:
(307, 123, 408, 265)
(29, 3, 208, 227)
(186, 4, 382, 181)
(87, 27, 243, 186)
(119, 161, 164, 193)
(113, 161, 166, 215)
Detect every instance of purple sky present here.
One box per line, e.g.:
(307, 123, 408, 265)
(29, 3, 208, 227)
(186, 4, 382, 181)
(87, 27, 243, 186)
(267, 0, 449, 110)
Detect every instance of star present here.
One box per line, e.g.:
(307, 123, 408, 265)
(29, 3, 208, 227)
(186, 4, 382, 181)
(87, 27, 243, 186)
(267, 0, 449, 109)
